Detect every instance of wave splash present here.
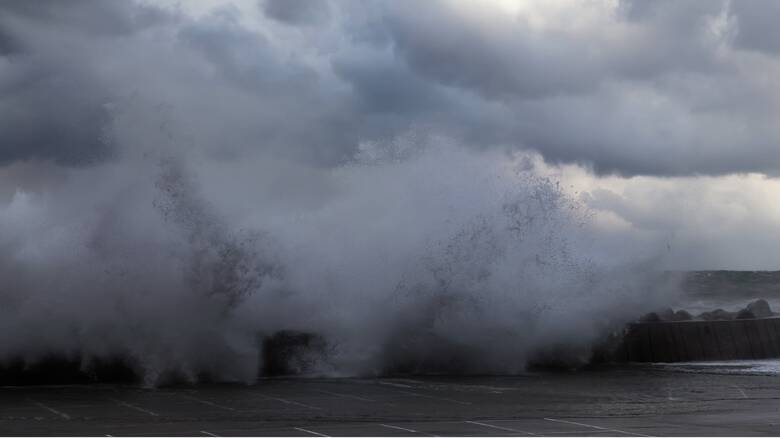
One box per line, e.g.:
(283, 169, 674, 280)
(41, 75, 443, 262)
(0, 143, 677, 384)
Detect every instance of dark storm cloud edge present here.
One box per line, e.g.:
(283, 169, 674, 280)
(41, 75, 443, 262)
(2, 0, 780, 176)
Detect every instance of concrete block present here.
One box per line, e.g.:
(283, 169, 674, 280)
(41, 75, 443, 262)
(711, 321, 739, 360)
(638, 323, 655, 362)
(756, 320, 770, 358)
(679, 322, 705, 360)
(625, 325, 644, 362)
(671, 323, 691, 361)
(697, 323, 720, 360)
(743, 320, 765, 359)
(650, 323, 674, 362)
(729, 320, 754, 359)
(770, 319, 780, 356)
(661, 323, 682, 362)
(613, 317, 780, 363)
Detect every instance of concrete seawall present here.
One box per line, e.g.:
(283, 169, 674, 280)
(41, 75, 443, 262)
(614, 317, 780, 362)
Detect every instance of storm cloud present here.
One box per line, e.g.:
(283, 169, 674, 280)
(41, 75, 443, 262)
(0, 0, 778, 175)
(0, 0, 779, 270)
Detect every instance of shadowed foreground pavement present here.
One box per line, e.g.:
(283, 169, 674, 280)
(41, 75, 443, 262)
(1, 366, 780, 436)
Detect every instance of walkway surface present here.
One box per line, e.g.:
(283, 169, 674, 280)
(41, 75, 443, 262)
(1, 366, 779, 436)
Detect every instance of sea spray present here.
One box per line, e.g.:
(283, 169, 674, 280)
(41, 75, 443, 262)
(0, 141, 679, 383)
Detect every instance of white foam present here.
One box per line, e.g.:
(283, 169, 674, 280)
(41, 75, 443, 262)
(656, 360, 780, 375)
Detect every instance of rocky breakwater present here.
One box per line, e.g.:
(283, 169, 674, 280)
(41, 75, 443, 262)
(602, 300, 780, 362)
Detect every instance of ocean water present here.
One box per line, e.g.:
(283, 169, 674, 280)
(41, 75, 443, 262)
(676, 271, 780, 315)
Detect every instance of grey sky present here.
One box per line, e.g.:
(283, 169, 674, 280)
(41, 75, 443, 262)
(1, 0, 779, 175)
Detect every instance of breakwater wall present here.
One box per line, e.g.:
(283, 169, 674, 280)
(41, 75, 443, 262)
(613, 317, 780, 362)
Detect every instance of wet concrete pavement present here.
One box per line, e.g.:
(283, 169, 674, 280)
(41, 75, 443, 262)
(2, 366, 780, 436)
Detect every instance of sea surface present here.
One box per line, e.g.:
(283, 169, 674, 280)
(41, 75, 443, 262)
(678, 270, 780, 314)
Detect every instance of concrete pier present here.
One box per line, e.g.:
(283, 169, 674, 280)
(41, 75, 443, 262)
(614, 317, 780, 362)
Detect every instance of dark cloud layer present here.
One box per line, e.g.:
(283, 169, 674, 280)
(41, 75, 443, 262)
(0, 0, 172, 165)
(2, 0, 780, 175)
(260, 0, 330, 26)
(730, 0, 780, 54)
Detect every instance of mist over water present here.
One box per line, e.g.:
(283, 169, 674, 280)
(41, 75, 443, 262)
(0, 138, 678, 385)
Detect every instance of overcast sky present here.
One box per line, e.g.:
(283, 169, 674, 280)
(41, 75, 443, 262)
(2, 0, 780, 269)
